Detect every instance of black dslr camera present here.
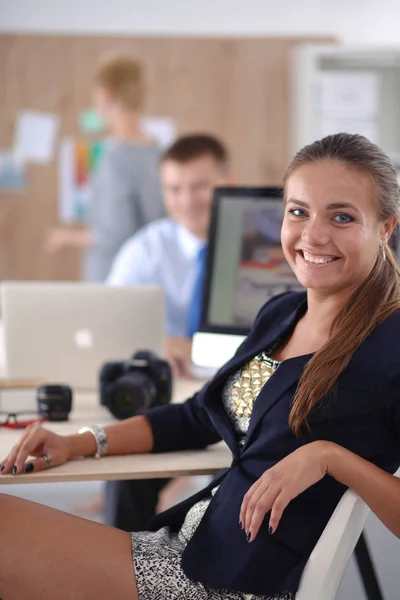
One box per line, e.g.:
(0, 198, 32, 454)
(99, 350, 172, 420)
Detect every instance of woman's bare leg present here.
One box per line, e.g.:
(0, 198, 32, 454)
(0, 492, 139, 600)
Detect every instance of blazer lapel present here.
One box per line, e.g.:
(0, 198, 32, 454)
(202, 298, 308, 455)
(242, 353, 312, 451)
(201, 323, 286, 455)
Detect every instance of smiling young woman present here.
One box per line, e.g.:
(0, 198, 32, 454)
(282, 159, 393, 293)
(278, 134, 400, 437)
(1, 133, 400, 600)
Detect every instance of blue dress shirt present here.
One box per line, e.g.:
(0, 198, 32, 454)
(107, 218, 204, 337)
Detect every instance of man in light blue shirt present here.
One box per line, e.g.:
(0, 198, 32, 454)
(107, 134, 233, 377)
(101, 135, 232, 534)
(108, 217, 203, 338)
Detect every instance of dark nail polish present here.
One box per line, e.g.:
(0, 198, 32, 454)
(268, 526, 273, 535)
(12, 466, 17, 474)
(25, 463, 34, 473)
(239, 520, 243, 529)
(245, 531, 251, 543)
(0, 465, 5, 472)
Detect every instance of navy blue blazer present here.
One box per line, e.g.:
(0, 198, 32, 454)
(144, 291, 400, 596)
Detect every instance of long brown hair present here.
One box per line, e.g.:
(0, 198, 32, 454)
(284, 133, 400, 436)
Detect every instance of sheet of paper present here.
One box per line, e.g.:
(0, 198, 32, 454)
(140, 116, 176, 149)
(0, 149, 27, 191)
(58, 138, 104, 223)
(318, 72, 379, 118)
(14, 110, 59, 164)
(58, 138, 76, 222)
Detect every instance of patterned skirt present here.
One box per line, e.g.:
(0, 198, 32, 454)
(131, 527, 295, 600)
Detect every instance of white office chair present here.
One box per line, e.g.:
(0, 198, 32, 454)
(296, 489, 370, 600)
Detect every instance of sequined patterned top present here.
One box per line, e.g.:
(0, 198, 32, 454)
(179, 350, 281, 544)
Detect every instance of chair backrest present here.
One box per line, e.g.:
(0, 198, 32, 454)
(296, 489, 370, 600)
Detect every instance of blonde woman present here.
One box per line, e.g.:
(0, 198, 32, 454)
(48, 55, 164, 281)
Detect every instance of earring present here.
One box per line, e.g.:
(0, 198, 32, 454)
(381, 236, 387, 261)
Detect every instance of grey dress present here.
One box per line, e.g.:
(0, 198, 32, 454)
(131, 351, 295, 600)
(83, 140, 165, 282)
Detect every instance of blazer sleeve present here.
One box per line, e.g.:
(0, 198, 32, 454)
(144, 386, 222, 453)
(144, 292, 300, 453)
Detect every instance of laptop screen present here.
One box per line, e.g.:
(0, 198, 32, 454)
(200, 187, 303, 336)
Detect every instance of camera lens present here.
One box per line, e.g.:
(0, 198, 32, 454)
(107, 372, 156, 420)
(37, 384, 73, 421)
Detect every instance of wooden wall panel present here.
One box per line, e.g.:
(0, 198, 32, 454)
(0, 34, 333, 281)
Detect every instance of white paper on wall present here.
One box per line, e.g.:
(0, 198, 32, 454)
(14, 110, 60, 164)
(58, 137, 97, 223)
(58, 137, 76, 223)
(318, 72, 379, 118)
(140, 117, 177, 149)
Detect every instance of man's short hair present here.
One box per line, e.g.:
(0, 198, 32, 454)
(162, 134, 229, 170)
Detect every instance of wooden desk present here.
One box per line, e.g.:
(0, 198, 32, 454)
(0, 378, 232, 485)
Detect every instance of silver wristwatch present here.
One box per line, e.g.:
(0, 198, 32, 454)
(78, 425, 108, 459)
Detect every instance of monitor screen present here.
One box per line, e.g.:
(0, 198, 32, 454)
(201, 187, 303, 336)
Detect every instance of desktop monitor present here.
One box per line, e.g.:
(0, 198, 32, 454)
(192, 187, 303, 369)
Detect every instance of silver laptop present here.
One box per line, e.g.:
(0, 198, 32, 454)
(1, 282, 165, 390)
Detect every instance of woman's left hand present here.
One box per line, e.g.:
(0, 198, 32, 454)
(239, 440, 334, 542)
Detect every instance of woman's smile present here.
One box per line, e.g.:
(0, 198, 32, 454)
(297, 249, 339, 266)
